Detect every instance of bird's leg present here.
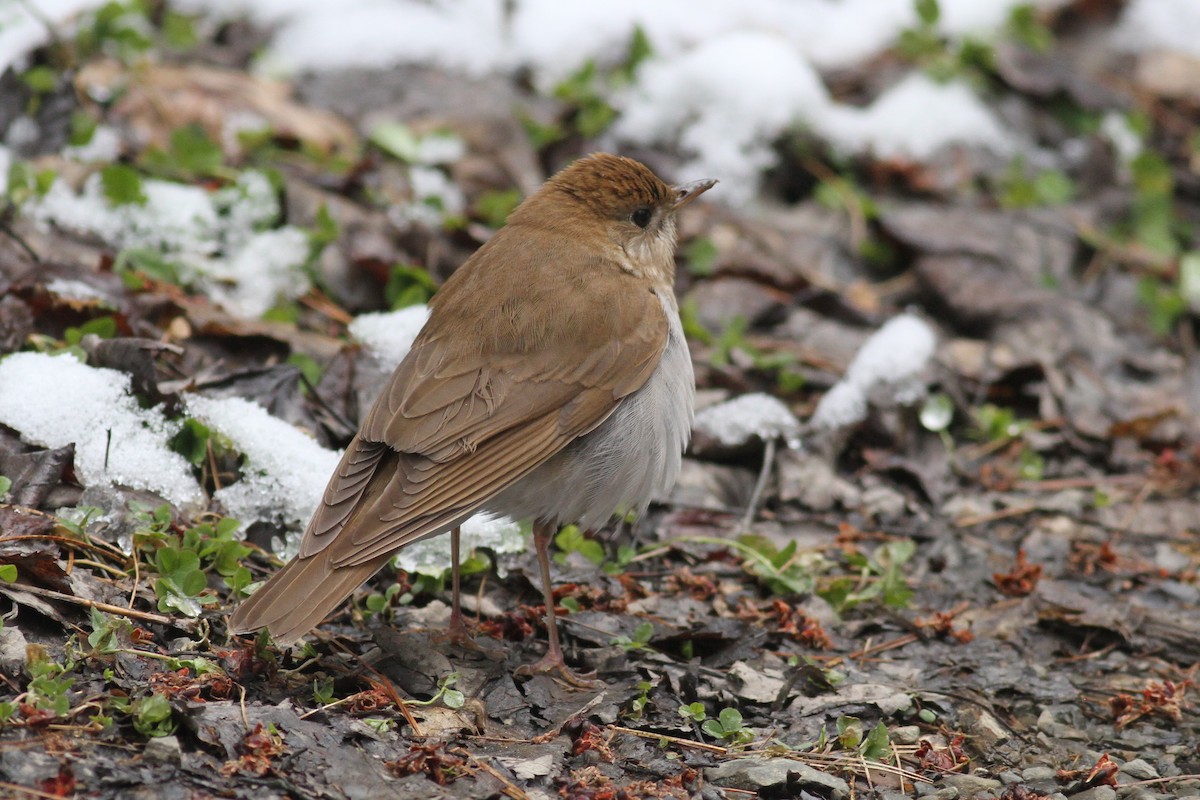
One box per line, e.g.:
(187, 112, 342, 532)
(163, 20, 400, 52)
(434, 527, 502, 658)
(514, 520, 602, 689)
(447, 525, 468, 639)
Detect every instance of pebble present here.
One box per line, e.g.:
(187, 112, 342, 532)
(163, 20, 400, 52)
(891, 725, 921, 745)
(143, 734, 181, 766)
(1024, 767, 1059, 782)
(940, 774, 1002, 796)
(706, 757, 850, 800)
(1069, 787, 1116, 800)
(1119, 759, 1159, 781)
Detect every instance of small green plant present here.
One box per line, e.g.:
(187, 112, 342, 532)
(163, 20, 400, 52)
(385, 264, 438, 309)
(896, 0, 995, 83)
(0, 563, 15, 583)
(689, 534, 822, 597)
(406, 673, 466, 709)
(26, 659, 76, 718)
(612, 622, 655, 653)
(702, 707, 755, 746)
(313, 678, 336, 705)
(135, 507, 253, 611)
(683, 237, 718, 277)
(87, 608, 133, 654)
(678, 701, 707, 725)
(627, 680, 654, 719)
(997, 158, 1075, 208)
(1006, 4, 1054, 52)
(547, 26, 654, 144)
(4, 160, 57, 206)
(140, 124, 229, 181)
(554, 525, 605, 566)
(363, 717, 395, 734)
(818, 540, 915, 613)
(474, 189, 522, 229)
(100, 164, 148, 206)
(132, 693, 175, 737)
(836, 716, 892, 760)
(362, 581, 407, 619)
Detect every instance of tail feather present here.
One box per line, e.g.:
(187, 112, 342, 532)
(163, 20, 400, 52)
(228, 549, 391, 645)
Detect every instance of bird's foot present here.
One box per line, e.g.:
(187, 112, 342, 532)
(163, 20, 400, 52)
(433, 611, 505, 660)
(514, 648, 603, 690)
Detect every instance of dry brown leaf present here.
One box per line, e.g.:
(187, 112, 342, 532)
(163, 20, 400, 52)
(75, 59, 357, 157)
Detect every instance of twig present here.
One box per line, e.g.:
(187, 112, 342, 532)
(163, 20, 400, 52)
(459, 751, 531, 800)
(608, 724, 728, 754)
(953, 505, 1037, 528)
(2, 583, 191, 629)
(0, 781, 64, 800)
(740, 436, 776, 532)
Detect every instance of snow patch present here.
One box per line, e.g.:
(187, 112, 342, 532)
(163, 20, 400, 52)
(0, 352, 202, 506)
(694, 392, 801, 447)
(348, 305, 431, 369)
(26, 171, 311, 318)
(1114, 0, 1200, 59)
(393, 513, 526, 575)
(811, 314, 937, 430)
(186, 395, 338, 555)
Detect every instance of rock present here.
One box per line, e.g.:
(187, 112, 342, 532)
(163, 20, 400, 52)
(940, 773, 1002, 796)
(727, 661, 786, 705)
(891, 725, 921, 745)
(143, 734, 181, 766)
(1069, 786, 1116, 800)
(1023, 766, 1058, 782)
(706, 757, 849, 799)
(958, 706, 1010, 749)
(0, 625, 28, 675)
(1118, 758, 1158, 781)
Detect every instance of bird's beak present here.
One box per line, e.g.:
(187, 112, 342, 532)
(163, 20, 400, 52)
(672, 178, 717, 211)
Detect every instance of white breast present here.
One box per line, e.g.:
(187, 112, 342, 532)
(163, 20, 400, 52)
(488, 289, 695, 530)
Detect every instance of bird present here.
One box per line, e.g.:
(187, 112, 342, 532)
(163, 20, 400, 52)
(228, 153, 715, 686)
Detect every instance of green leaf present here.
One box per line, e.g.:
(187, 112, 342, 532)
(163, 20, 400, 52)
(0, 564, 16, 582)
(442, 689, 465, 709)
(684, 237, 718, 277)
(474, 188, 522, 229)
(0, 475, 11, 498)
(836, 715, 863, 749)
(370, 123, 421, 163)
(862, 721, 892, 760)
(114, 247, 184, 287)
(101, 164, 147, 206)
(385, 264, 438, 309)
(310, 203, 340, 249)
(69, 111, 99, 147)
(617, 24, 654, 83)
(64, 315, 118, 346)
(169, 418, 212, 466)
(167, 124, 225, 177)
(21, 66, 57, 94)
(915, 0, 940, 26)
(162, 10, 198, 50)
(717, 707, 743, 732)
(133, 693, 175, 737)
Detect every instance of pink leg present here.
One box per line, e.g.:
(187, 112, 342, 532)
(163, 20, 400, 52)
(514, 521, 602, 689)
(437, 527, 501, 657)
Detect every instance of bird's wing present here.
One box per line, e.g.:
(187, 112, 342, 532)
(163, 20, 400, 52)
(299, 240, 669, 567)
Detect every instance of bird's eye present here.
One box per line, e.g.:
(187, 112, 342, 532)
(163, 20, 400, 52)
(631, 207, 652, 229)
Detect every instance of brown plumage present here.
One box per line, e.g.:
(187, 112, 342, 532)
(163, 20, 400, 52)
(229, 153, 715, 683)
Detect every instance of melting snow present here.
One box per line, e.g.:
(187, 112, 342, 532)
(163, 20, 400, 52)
(0, 352, 202, 507)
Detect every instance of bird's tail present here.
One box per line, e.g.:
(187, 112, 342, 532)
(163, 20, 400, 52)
(227, 548, 392, 645)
